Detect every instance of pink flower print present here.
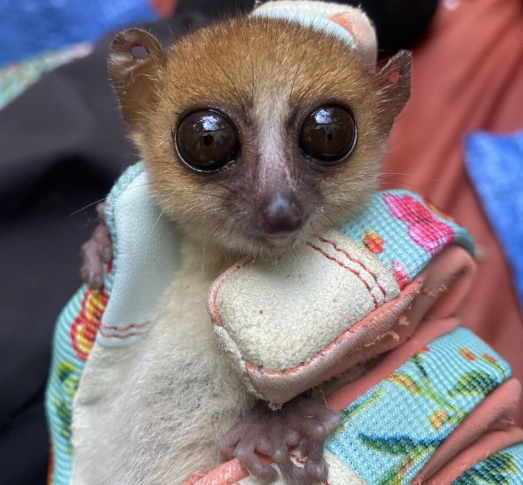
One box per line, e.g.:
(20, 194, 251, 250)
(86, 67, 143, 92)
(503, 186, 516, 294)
(384, 193, 455, 255)
(391, 260, 410, 289)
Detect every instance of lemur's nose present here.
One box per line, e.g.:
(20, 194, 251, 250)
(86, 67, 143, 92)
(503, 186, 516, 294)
(262, 192, 303, 235)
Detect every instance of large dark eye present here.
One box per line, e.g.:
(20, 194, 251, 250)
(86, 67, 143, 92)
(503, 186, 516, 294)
(176, 110, 240, 171)
(299, 105, 357, 163)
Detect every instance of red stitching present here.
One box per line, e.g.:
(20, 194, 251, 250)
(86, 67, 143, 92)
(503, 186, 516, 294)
(316, 236, 388, 299)
(290, 453, 307, 465)
(100, 321, 148, 331)
(306, 241, 378, 309)
(98, 329, 146, 339)
(208, 259, 250, 327)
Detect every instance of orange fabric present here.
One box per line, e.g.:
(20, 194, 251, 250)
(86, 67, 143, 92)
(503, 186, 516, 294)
(382, 0, 523, 426)
(149, 0, 178, 18)
(190, 459, 248, 485)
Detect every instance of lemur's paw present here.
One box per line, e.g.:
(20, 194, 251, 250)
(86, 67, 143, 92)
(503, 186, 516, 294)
(80, 203, 113, 290)
(218, 399, 340, 485)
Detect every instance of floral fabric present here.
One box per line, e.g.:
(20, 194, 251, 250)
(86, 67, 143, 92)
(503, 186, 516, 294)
(326, 327, 512, 484)
(338, 190, 474, 289)
(454, 444, 523, 485)
(0, 44, 92, 111)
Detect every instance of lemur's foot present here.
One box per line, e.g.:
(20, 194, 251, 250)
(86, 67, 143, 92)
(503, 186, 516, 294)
(80, 203, 113, 290)
(219, 399, 341, 485)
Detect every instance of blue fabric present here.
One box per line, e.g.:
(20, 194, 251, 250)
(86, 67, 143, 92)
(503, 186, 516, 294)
(0, 0, 157, 67)
(453, 443, 523, 484)
(465, 131, 523, 313)
(103, 161, 146, 273)
(45, 164, 142, 485)
(326, 327, 511, 485)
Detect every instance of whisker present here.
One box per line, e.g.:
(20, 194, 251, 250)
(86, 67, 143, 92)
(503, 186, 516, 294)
(204, 219, 227, 248)
(378, 177, 435, 192)
(380, 171, 440, 182)
(70, 197, 107, 217)
(210, 57, 248, 113)
(146, 208, 167, 248)
(288, 46, 308, 104)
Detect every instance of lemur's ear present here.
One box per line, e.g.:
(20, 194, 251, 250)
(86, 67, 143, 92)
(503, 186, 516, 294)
(373, 50, 412, 134)
(108, 28, 166, 128)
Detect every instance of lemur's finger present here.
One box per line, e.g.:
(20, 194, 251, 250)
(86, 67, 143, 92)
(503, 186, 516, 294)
(304, 458, 328, 482)
(234, 442, 278, 485)
(92, 224, 113, 263)
(96, 202, 107, 225)
(269, 420, 288, 465)
(296, 417, 327, 461)
(81, 240, 104, 290)
(277, 454, 311, 485)
(293, 416, 331, 482)
(283, 427, 301, 447)
(218, 419, 252, 460)
(296, 400, 341, 434)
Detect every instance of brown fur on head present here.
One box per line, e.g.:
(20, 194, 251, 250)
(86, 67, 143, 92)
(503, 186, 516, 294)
(108, 16, 411, 259)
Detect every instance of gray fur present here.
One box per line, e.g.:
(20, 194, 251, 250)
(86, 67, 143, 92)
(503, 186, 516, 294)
(72, 241, 254, 485)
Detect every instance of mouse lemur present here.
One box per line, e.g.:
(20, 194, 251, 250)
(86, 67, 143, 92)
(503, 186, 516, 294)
(75, 3, 411, 484)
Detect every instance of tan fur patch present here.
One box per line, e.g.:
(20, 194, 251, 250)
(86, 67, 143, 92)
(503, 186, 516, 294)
(110, 16, 410, 259)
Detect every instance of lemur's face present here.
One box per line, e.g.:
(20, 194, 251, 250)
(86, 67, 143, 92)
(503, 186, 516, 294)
(109, 18, 410, 258)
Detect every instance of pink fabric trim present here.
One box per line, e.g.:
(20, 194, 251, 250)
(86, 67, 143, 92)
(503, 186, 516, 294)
(191, 459, 249, 485)
(245, 277, 421, 403)
(210, 244, 475, 405)
(326, 317, 460, 412)
(195, 246, 485, 482)
(403, 245, 475, 326)
(246, 245, 474, 406)
(424, 426, 523, 485)
(207, 260, 249, 328)
(413, 378, 522, 484)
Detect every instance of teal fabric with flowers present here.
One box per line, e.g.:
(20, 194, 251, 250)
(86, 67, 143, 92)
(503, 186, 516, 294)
(454, 443, 523, 484)
(0, 44, 92, 110)
(48, 163, 523, 485)
(338, 190, 474, 289)
(326, 327, 512, 484)
(45, 164, 142, 485)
